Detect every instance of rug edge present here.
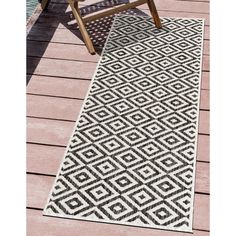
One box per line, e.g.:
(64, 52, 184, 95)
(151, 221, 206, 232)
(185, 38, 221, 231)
(42, 210, 193, 232)
(188, 17, 206, 231)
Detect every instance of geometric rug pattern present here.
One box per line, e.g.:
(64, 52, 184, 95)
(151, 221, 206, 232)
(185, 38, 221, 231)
(44, 15, 204, 232)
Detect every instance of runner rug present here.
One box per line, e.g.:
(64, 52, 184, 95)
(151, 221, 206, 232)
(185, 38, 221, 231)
(44, 14, 204, 232)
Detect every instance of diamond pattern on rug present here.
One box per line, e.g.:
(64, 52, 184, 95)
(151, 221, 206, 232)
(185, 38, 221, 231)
(44, 14, 204, 232)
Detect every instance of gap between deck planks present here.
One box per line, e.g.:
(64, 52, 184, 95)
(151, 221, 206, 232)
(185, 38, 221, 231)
(27, 174, 209, 231)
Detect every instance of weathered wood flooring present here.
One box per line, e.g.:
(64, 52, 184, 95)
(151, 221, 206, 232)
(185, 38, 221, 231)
(26, 0, 210, 235)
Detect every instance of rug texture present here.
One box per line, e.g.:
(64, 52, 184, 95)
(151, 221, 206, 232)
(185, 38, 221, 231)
(44, 14, 204, 232)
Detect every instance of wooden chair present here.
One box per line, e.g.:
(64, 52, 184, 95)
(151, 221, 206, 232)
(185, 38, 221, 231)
(41, 0, 162, 54)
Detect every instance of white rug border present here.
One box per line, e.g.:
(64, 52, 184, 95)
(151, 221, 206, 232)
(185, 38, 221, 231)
(188, 17, 205, 232)
(43, 14, 206, 233)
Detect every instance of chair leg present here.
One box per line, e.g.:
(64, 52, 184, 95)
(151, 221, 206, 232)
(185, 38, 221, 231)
(68, 0, 96, 54)
(146, 0, 162, 28)
(41, 0, 50, 11)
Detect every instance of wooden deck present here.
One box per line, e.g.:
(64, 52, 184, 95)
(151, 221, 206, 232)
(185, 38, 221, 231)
(26, 0, 210, 235)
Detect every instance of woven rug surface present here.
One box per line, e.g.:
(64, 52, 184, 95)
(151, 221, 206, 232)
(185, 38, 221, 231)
(44, 14, 204, 232)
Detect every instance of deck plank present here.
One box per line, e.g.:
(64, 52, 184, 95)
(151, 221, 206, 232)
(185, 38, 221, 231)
(177, 0, 209, 2)
(193, 194, 209, 230)
(27, 90, 209, 122)
(27, 94, 83, 121)
(27, 24, 209, 47)
(27, 112, 209, 149)
(27, 41, 100, 62)
(27, 174, 209, 230)
(27, 209, 209, 236)
(27, 144, 65, 175)
(27, 73, 208, 101)
(27, 26, 84, 45)
(195, 162, 209, 193)
(27, 55, 209, 77)
(27, 117, 74, 146)
(27, 40, 209, 63)
(48, 0, 209, 14)
(27, 73, 208, 102)
(203, 40, 209, 55)
(26, 147, 209, 194)
(37, 9, 210, 27)
(27, 76, 91, 98)
(197, 135, 209, 162)
(199, 111, 209, 134)
(201, 72, 209, 90)
(27, 57, 97, 79)
(202, 55, 209, 71)
(200, 90, 209, 110)
(27, 133, 209, 175)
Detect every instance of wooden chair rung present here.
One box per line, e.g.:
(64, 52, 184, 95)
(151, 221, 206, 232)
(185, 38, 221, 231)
(83, 0, 147, 23)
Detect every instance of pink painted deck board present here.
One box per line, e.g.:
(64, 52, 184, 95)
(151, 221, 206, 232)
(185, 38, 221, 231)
(27, 111, 209, 149)
(27, 76, 91, 99)
(195, 162, 209, 194)
(27, 94, 83, 121)
(37, 11, 210, 29)
(27, 55, 209, 79)
(27, 133, 209, 176)
(27, 74, 209, 106)
(27, 26, 85, 44)
(27, 40, 209, 62)
(201, 72, 209, 90)
(27, 174, 209, 230)
(26, 150, 209, 193)
(28, 25, 209, 48)
(203, 55, 209, 71)
(27, 117, 74, 146)
(27, 93, 209, 121)
(199, 111, 210, 134)
(197, 135, 210, 162)
(178, 0, 209, 2)
(27, 74, 208, 101)
(27, 57, 96, 79)
(200, 90, 210, 110)
(49, 0, 209, 14)
(27, 209, 209, 236)
(27, 41, 100, 62)
(193, 194, 209, 230)
(27, 143, 65, 175)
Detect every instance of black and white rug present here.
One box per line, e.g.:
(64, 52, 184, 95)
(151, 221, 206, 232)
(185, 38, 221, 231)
(44, 14, 204, 232)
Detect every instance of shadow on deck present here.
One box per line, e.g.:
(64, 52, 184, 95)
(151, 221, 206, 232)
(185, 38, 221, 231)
(27, 0, 150, 84)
